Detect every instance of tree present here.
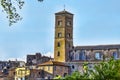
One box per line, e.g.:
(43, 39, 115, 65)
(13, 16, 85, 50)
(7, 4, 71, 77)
(64, 58, 120, 80)
(0, 0, 43, 26)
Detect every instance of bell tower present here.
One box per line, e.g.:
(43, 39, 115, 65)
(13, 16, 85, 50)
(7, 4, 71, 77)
(54, 10, 73, 62)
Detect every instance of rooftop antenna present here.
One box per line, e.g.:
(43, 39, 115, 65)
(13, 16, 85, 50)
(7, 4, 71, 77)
(64, 5, 66, 11)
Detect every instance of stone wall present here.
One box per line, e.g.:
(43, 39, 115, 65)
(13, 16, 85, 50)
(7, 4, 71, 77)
(53, 65, 69, 77)
(69, 48, 120, 61)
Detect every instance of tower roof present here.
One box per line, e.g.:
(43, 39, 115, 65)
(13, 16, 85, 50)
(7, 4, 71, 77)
(55, 10, 73, 15)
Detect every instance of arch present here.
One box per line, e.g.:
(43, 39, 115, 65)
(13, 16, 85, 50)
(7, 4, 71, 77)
(79, 50, 86, 60)
(57, 42, 60, 47)
(95, 52, 103, 60)
(112, 51, 118, 59)
(57, 51, 60, 56)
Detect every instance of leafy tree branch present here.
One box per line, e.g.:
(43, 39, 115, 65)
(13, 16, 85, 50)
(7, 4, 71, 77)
(0, 0, 43, 26)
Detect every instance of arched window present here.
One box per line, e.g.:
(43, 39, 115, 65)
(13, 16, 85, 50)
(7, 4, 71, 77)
(72, 65, 75, 69)
(57, 51, 60, 56)
(67, 21, 71, 26)
(95, 52, 102, 60)
(79, 50, 86, 60)
(113, 52, 118, 59)
(58, 20, 62, 26)
(57, 42, 60, 47)
(67, 33, 70, 38)
(58, 33, 62, 37)
(75, 52, 79, 60)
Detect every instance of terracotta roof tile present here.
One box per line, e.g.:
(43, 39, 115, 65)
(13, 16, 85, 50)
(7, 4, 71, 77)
(38, 60, 69, 67)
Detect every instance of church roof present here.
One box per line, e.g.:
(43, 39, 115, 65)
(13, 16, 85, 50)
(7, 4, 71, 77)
(38, 60, 69, 66)
(55, 10, 73, 15)
(75, 44, 120, 50)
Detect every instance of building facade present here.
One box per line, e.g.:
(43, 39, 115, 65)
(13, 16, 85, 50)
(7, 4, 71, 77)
(38, 60, 69, 79)
(26, 53, 52, 66)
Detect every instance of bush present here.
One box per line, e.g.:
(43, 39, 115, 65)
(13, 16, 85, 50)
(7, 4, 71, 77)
(64, 58, 120, 80)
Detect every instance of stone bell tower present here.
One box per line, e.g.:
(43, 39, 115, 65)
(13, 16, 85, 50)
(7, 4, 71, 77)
(54, 10, 74, 62)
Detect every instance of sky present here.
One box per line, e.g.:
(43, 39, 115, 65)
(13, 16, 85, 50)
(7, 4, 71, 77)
(0, 0, 120, 61)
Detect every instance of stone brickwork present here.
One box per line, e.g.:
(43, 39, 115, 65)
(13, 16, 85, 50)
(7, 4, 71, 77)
(54, 10, 73, 62)
(53, 65, 69, 77)
(69, 45, 120, 61)
(27, 53, 52, 66)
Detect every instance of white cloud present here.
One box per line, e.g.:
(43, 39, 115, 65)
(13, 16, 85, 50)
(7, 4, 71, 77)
(44, 52, 54, 58)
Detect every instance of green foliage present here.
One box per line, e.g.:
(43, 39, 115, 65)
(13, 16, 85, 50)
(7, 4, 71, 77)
(0, 0, 43, 26)
(90, 58, 120, 79)
(65, 71, 89, 80)
(64, 58, 120, 80)
(0, 0, 24, 26)
(54, 75, 62, 79)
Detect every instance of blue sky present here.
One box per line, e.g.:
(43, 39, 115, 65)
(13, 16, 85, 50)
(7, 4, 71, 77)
(0, 0, 120, 61)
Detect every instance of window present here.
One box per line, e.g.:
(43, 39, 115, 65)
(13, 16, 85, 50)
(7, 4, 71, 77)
(57, 42, 60, 47)
(67, 21, 71, 26)
(95, 52, 102, 60)
(72, 65, 74, 69)
(42, 67, 44, 70)
(48, 66, 50, 71)
(58, 33, 62, 37)
(58, 21, 62, 26)
(113, 52, 118, 59)
(79, 50, 86, 60)
(57, 51, 60, 56)
(39, 72, 41, 75)
(67, 33, 70, 38)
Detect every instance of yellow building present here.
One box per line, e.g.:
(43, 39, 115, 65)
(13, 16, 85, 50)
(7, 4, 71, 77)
(15, 67, 30, 80)
(38, 60, 69, 79)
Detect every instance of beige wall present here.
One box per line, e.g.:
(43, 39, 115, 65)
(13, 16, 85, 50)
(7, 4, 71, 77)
(38, 66, 53, 74)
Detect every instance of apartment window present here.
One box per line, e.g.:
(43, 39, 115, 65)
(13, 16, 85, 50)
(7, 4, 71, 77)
(58, 21, 62, 26)
(58, 33, 62, 37)
(57, 51, 60, 56)
(58, 42, 60, 47)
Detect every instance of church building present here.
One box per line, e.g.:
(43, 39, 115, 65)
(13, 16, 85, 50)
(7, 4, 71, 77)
(38, 9, 120, 79)
(54, 9, 120, 74)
